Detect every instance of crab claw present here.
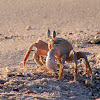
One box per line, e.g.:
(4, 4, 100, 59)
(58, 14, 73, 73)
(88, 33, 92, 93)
(46, 48, 57, 73)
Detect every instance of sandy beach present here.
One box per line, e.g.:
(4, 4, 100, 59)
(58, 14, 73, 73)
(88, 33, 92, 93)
(0, 0, 100, 100)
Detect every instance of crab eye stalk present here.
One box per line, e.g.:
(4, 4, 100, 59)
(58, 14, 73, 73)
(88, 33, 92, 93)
(53, 31, 56, 39)
(47, 29, 50, 38)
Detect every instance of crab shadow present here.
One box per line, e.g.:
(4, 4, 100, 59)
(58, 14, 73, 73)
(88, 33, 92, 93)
(24, 69, 92, 100)
(1, 67, 95, 100)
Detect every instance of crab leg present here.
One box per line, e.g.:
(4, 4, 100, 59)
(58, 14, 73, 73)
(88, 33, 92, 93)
(40, 56, 46, 66)
(23, 44, 34, 69)
(23, 40, 48, 70)
(57, 55, 66, 81)
(67, 50, 78, 82)
(76, 52, 92, 81)
(73, 51, 78, 82)
(34, 50, 48, 71)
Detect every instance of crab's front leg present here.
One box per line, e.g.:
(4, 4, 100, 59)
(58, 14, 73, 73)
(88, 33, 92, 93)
(67, 50, 78, 82)
(23, 40, 48, 70)
(23, 44, 34, 69)
(48, 48, 66, 81)
(57, 55, 66, 81)
(34, 49, 48, 71)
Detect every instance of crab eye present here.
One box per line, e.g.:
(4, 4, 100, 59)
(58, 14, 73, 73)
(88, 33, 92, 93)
(47, 29, 50, 37)
(53, 31, 56, 38)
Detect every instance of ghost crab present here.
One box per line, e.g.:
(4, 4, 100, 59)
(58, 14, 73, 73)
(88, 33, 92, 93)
(23, 30, 92, 82)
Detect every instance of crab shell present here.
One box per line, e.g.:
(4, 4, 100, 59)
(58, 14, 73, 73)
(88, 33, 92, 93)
(50, 38, 73, 58)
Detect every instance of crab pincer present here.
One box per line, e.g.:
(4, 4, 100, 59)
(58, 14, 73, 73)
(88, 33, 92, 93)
(46, 48, 57, 75)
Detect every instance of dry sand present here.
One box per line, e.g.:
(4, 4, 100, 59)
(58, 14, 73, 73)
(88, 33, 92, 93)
(0, 0, 100, 100)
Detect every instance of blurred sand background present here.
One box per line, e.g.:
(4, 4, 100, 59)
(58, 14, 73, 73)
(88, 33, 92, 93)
(0, 0, 100, 32)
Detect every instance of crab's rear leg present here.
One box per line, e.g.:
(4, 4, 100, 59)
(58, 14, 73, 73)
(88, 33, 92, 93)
(76, 52, 92, 81)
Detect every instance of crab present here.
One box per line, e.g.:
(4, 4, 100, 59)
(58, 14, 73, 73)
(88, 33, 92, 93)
(23, 29, 92, 82)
